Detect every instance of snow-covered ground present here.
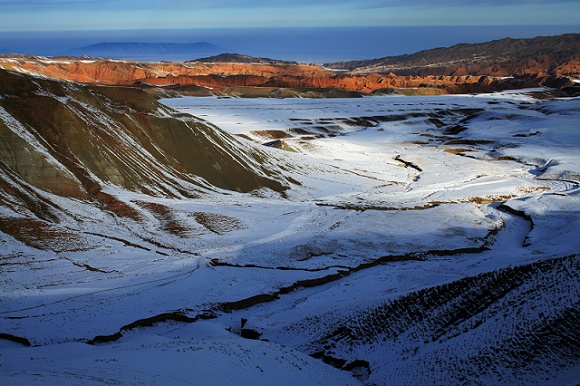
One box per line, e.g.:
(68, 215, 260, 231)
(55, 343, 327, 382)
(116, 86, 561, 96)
(1, 91, 579, 385)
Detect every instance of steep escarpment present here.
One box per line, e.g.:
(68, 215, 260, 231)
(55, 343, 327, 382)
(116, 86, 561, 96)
(0, 69, 288, 206)
(0, 58, 324, 86)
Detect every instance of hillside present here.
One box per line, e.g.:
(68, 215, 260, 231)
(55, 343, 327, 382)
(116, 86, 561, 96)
(0, 69, 288, 224)
(0, 38, 579, 385)
(324, 33, 580, 77)
(191, 53, 298, 65)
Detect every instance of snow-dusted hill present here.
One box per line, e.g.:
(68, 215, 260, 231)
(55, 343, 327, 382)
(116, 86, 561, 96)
(1, 71, 579, 385)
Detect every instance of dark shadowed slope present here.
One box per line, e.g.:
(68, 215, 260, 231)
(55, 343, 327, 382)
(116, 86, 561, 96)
(0, 69, 288, 208)
(294, 255, 580, 385)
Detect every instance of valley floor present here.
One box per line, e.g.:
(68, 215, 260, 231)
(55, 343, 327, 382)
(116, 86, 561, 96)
(1, 91, 579, 385)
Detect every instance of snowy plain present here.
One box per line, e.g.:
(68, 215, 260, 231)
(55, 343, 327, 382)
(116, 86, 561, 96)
(1, 91, 579, 385)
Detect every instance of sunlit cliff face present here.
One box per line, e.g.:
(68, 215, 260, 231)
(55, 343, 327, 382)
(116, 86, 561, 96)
(2, 35, 578, 95)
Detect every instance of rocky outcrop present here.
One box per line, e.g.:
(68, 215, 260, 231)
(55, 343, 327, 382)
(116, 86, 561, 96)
(192, 53, 298, 65)
(3, 57, 575, 95)
(0, 58, 324, 86)
(2, 56, 576, 95)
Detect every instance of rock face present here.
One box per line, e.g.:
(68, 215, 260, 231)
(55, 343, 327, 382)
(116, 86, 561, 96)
(0, 58, 325, 86)
(1, 56, 576, 95)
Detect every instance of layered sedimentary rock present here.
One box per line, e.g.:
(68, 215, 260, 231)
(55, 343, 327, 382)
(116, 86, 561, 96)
(1, 33, 578, 95)
(1, 56, 576, 95)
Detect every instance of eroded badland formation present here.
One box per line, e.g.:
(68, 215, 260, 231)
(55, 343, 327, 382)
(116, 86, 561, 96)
(1, 34, 579, 96)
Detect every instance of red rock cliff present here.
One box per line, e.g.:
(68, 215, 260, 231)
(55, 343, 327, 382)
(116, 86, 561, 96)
(1, 57, 577, 95)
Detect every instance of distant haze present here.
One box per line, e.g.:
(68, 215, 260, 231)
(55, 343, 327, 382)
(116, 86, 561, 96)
(1, 26, 579, 63)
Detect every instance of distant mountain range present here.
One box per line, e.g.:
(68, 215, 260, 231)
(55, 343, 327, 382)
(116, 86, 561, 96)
(324, 33, 580, 76)
(69, 42, 223, 61)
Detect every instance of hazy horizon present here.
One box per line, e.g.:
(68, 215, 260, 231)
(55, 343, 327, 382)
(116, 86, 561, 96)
(2, 0, 579, 62)
(1, 25, 579, 63)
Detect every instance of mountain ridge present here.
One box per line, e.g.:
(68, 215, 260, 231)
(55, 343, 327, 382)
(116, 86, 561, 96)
(68, 41, 223, 60)
(1, 56, 576, 97)
(324, 33, 580, 76)
(190, 53, 298, 65)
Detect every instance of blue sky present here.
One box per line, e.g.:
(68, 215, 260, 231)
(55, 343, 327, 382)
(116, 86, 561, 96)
(1, 0, 580, 31)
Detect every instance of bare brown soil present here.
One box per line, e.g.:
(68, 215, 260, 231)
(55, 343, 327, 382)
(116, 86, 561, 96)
(0, 217, 93, 252)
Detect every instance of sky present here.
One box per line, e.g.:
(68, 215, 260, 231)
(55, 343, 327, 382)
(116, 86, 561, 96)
(1, 0, 580, 32)
(0, 0, 578, 60)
